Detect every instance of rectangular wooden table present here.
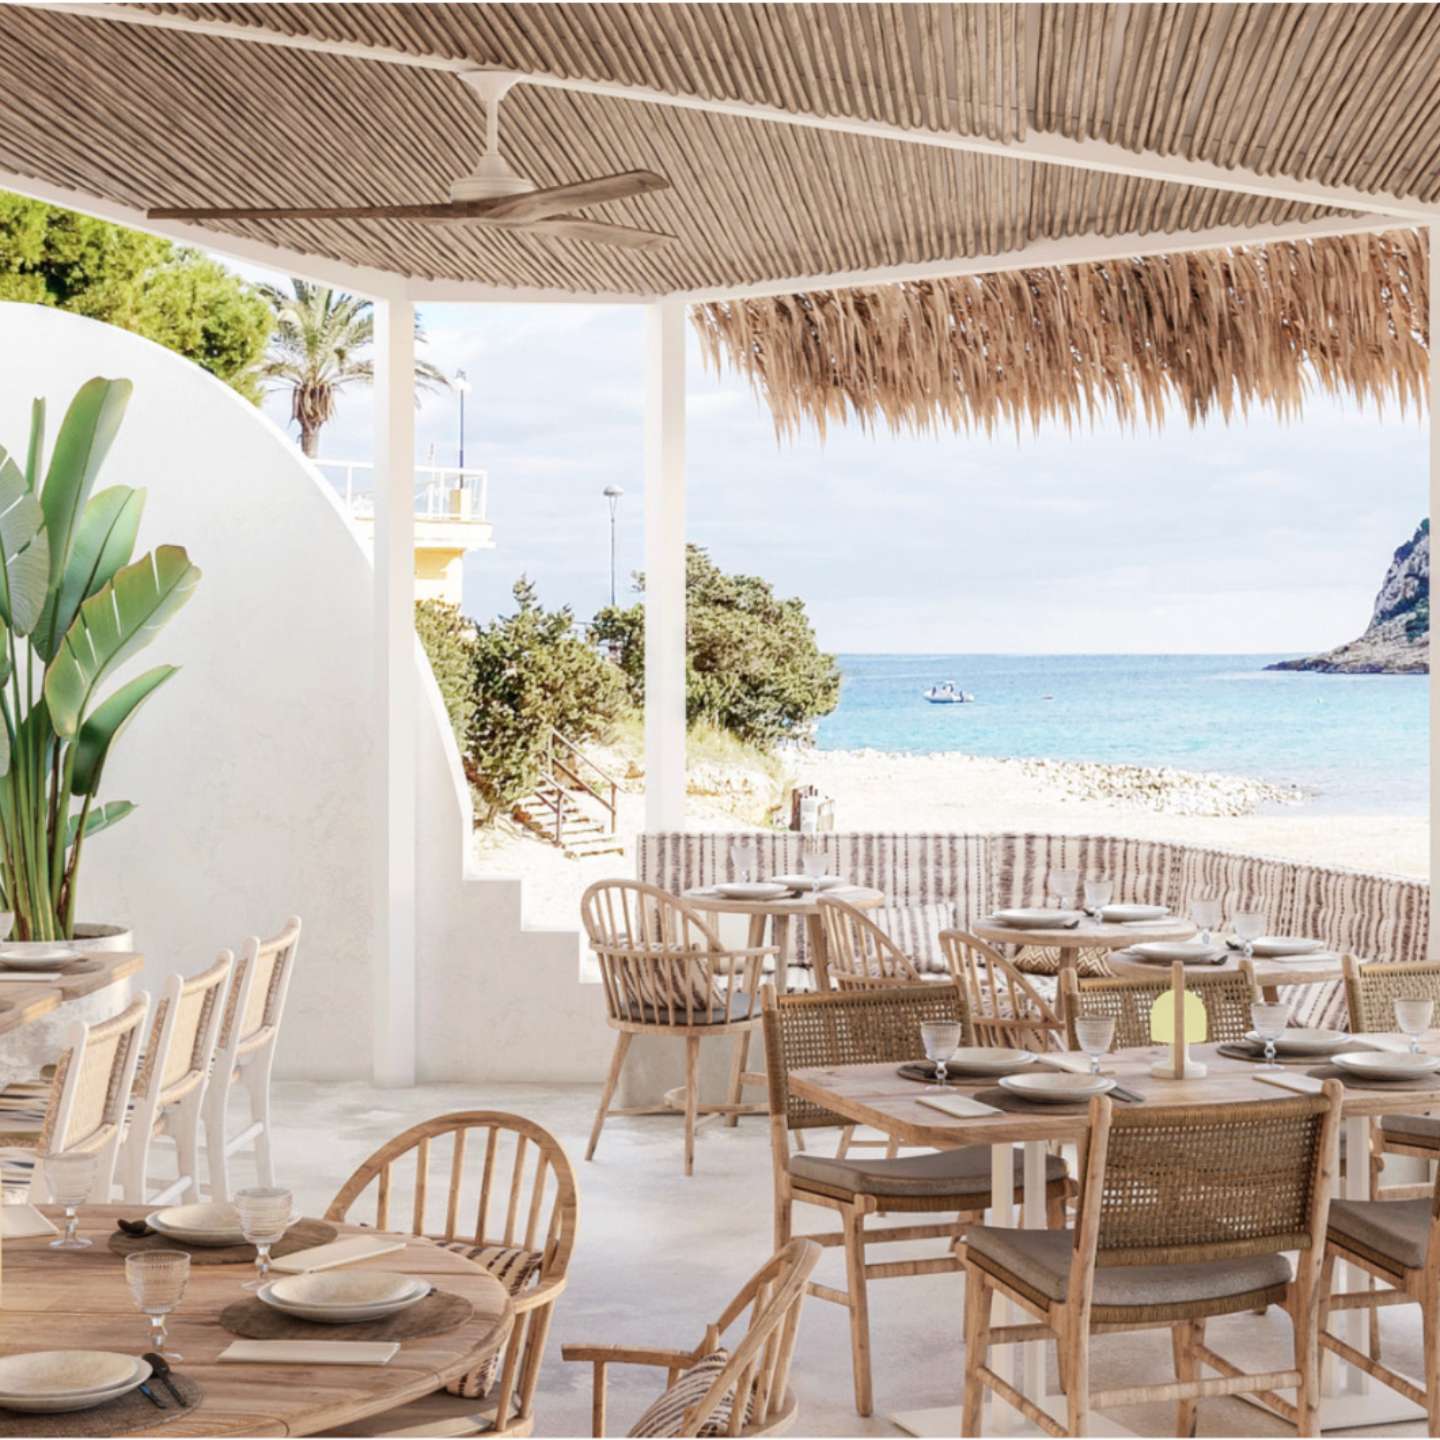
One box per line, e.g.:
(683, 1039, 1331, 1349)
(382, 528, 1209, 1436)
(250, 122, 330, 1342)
(0, 952, 142, 1035)
(791, 1037, 1440, 1437)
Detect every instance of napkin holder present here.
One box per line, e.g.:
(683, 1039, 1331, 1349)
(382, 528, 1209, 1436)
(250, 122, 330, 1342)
(1150, 962, 1208, 1079)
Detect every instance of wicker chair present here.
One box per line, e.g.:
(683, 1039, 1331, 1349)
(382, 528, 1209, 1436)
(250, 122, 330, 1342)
(816, 896, 922, 991)
(960, 1083, 1342, 1437)
(1060, 969, 1255, 1050)
(562, 1237, 819, 1437)
(324, 1112, 577, 1438)
(941, 930, 1065, 1052)
(1344, 956, 1440, 1202)
(581, 881, 772, 1177)
(119, 955, 231, 1205)
(763, 982, 1069, 1416)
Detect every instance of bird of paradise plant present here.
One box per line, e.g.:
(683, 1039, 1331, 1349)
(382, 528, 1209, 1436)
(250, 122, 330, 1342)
(0, 377, 200, 940)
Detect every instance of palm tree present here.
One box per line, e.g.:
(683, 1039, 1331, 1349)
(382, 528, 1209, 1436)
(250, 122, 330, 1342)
(257, 279, 449, 457)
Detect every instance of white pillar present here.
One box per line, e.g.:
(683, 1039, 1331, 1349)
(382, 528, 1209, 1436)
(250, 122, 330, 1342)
(1432, 225, 1439, 961)
(644, 298, 687, 831)
(373, 294, 417, 1086)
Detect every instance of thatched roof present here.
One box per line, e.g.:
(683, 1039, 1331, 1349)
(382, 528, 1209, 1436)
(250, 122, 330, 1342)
(693, 229, 1430, 440)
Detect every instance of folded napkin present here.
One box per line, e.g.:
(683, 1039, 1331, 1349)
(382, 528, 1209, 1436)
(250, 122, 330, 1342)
(1359, 1035, 1415, 1055)
(1038, 1053, 1103, 1075)
(0, 972, 60, 982)
(0, 1203, 57, 1238)
(1255, 1072, 1324, 1096)
(219, 1340, 399, 1365)
(269, 1235, 407, 1274)
(918, 1094, 1002, 1119)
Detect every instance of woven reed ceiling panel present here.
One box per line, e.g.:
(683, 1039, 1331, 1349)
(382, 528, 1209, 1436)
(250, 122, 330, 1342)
(0, 4, 1432, 293)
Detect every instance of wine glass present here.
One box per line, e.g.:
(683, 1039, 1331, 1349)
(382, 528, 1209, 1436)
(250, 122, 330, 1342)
(1233, 911, 1266, 958)
(126, 1250, 189, 1361)
(730, 838, 758, 884)
(42, 1150, 96, 1250)
(800, 837, 829, 900)
(1074, 1016, 1115, 1075)
(920, 1021, 962, 1088)
(1047, 869, 1079, 911)
(1191, 896, 1222, 946)
(1083, 879, 1113, 917)
(1251, 1002, 1290, 1070)
(1396, 998, 1435, 1055)
(235, 1186, 294, 1292)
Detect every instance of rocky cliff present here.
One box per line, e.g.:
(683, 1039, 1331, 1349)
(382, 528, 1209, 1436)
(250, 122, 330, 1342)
(1268, 520, 1429, 674)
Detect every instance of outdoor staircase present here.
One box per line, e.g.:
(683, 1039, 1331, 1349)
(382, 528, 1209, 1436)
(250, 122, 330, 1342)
(513, 729, 625, 859)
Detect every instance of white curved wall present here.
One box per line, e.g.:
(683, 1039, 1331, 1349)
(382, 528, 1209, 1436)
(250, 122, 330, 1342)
(0, 304, 606, 1082)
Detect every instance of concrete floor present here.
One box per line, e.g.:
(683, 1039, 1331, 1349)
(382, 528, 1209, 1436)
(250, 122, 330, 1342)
(265, 1078, 1430, 1439)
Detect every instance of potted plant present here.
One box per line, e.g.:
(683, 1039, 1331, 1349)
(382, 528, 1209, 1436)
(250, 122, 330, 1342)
(0, 376, 200, 947)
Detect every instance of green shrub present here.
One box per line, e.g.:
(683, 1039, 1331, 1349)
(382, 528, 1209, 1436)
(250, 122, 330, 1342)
(415, 600, 476, 746)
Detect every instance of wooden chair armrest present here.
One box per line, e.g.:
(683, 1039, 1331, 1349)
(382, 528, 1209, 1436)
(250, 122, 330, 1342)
(722, 947, 781, 960)
(560, 1343, 700, 1368)
(512, 1274, 567, 1314)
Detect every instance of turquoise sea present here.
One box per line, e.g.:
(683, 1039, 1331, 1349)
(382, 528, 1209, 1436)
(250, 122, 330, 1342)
(813, 654, 1428, 816)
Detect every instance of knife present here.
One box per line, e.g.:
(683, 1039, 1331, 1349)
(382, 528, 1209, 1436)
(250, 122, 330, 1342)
(1109, 1085, 1146, 1103)
(137, 1382, 165, 1409)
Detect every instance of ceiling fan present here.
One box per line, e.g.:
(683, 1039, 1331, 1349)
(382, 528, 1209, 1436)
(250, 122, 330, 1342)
(147, 72, 674, 249)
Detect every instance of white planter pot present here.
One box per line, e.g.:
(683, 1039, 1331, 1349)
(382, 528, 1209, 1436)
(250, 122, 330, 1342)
(0, 922, 137, 1086)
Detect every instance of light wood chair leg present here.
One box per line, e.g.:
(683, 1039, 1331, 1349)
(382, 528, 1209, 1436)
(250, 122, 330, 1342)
(962, 1268, 990, 1436)
(1424, 1275, 1440, 1437)
(1172, 1319, 1201, 1437)
(586, 1031, 632, 1162)
(1293, 1275, 1320, 1439)
(842, 1202, 873, 1416)
(724, 1030, 750, 1129)
(683, 1036, 700, 1177)
(1064, 1314, 1091, 1437)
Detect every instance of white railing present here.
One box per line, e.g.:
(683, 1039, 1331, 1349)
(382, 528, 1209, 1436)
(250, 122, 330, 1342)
(314, 460, 490, 524)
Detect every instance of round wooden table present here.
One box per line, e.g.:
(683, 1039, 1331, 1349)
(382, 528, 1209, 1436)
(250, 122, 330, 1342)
(0, 1205, 513, 1437)
(683, 884, 886, 990)
(1107, 946, 1345, 1001)
(972, 913, 1197, 978)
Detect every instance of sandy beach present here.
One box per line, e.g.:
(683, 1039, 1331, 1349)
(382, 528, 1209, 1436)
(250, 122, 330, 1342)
(474, 743, 1426, 932)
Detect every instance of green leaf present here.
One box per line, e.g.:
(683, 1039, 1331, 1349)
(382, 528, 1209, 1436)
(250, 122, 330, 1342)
(34, 486, 146, 662)
(0, 451, 51, 636)
(70, 664, 176, 795)
(65, 800, 134, 848)
(44, 545, 201, 739)
(40, 377, 132, 590)
(24, 398, 44, 491)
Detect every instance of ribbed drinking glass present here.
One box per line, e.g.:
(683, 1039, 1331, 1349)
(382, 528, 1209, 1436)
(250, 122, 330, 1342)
(235, 1186, 294, 1292)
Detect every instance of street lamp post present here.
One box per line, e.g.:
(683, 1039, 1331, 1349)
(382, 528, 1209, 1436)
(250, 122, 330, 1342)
(454, 369, 471, 470)
(603, 485, 624, 607)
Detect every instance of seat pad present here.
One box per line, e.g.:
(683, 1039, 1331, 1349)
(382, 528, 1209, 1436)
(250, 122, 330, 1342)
(1380, 1113, 1440, 1148)
(620, 993, 757, 1025)
(964, 1225, 1291, 1308)
(790, 1144, 1065, 1199)
(1328, 1197, 1432, 1272)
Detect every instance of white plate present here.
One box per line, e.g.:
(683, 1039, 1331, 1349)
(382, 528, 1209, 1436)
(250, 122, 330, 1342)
(943, 1047, 1036, 1077)
(1100, 904, 1168, 923)
(713, 882, 790, 901)
(1244, 1028, 1350, 1057)
(258, 1275, 429, 1324)
(269, 1271, 420, 1308)
(1249, 936, 1324, 958)
(768, 874, 845, 891)
(1332, 1050, 1440, 1079)
(148, 1201, 245, 1246)
(0, 1353, 148, 1412)
(998, 1072, 1115, 1102)
(1129, 941, 1227, 964)
(991, 909, 1083, 930)
(0, 943, 76, 970)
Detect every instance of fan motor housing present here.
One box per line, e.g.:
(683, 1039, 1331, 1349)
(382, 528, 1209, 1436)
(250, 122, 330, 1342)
(449, 154, 537, 202)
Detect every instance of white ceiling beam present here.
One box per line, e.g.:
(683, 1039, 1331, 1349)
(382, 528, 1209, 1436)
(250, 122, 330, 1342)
(38, 3, 1440, 223)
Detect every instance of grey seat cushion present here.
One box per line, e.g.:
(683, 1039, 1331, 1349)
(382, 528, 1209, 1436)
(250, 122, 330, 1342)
(963, 1226, 1291, 1309)
(790, 1145, 1066, 1199)
(1328, 1197, 1432, 1272)
(621, 993, 757, 1025)
(1380, 1113, 1440, 1148)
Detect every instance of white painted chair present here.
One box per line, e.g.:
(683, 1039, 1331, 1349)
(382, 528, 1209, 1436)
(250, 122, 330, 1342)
(203, 917, 301, 1201)
(0, 996, 150, 1201)
(119, 956, 231, 1206)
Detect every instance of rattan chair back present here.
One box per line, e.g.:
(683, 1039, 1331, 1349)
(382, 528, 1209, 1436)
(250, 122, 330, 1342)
(137, 956, 231, 1109)
(941, 929, 1065, 1051)
(220, 915, 301, 1060)
(581, 879, 753, 1027)
(1061, 969, 1254, 1050)
(817, 895, 921, 990)
(327, 1111, 578, 1437)
(1342, 956, 1440, 1034)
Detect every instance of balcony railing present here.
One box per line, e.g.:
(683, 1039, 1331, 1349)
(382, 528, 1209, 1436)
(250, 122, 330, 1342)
(315, 460, 490, 524)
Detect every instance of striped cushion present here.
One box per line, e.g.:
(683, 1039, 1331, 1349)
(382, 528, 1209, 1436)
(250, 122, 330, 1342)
(1009, 946, 1114, 979)
(439, 1243, 541, 1399)
(873, 902, 957, 974)
(628, 1348, 744, 1438)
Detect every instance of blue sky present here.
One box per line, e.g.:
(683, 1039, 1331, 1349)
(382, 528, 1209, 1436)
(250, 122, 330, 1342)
(245, 271, 1427, 657)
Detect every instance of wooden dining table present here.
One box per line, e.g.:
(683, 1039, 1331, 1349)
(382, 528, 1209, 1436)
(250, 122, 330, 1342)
(790, 1036, 1439, 1437)
(0, 954, 143, 1036)
(1106, 945, 1346, 1000)
(971, 913, 1197, 978)
(0, 1206, 513, 1436)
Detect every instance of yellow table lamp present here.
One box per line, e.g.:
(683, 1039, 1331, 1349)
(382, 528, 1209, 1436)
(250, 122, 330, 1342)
(1150, 961, 1209, 1078)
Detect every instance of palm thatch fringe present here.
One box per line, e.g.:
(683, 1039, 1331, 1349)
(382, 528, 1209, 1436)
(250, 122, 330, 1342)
(693, 230, 1429, 441)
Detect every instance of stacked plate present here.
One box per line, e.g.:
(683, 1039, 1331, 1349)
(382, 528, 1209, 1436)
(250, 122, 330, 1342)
(0, 942, 76, 970)
(0, 1351, 150, 1413)
(1332, 1051, 1440, 1080)
(943, 1047, 1035, 1077)
(1243, 1028, 1350, 1058)
(992, 908, 1082, 930)
(258, 1271, 429, 1324)
(147, 1202, 247, 1246)
(712, 882, 789, 901)
(1249, 936, 1325, 959)
(770, 874, 845, 893)
(998, 1072, 1114, 1103)
(1128, 940, 1226, 965)
(1100, 904, 1170, 923)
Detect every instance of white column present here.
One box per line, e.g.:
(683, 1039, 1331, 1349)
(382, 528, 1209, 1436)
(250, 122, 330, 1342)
(644, 298, 687, 831)
(373, 294, 417, 1087)
(1431, 224, 1439, 961)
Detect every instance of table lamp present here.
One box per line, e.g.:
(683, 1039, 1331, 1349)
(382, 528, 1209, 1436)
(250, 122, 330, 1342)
(1150, 960, 1208, 1078)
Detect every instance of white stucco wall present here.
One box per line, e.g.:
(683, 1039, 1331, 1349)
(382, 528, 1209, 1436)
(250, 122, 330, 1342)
(0, 304, 608, 1082)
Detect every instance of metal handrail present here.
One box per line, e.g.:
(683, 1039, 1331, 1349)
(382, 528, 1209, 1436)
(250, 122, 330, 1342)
(313, 459, 490, 522)
(545, 728, 618, 836)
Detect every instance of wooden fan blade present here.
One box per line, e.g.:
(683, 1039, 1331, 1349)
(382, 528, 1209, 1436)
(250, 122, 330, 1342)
(479, 170, 671, 223)
(521, 217, 675, 249)
(147, 199, 515, 223)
